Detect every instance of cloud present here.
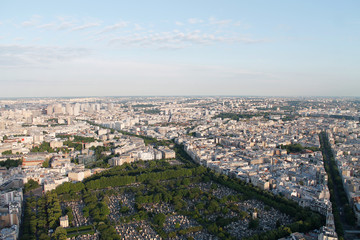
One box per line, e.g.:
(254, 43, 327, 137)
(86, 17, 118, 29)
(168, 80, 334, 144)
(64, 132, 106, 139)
(108, 30, 265, 48)
(276, 24, 292, 31)
(233, 21, 242, 26)
(36, 20, 74, 31)
(9, 16, 263, 50)
(233, 21, 251, 29)
(188, 18, 204, 24)
(14, 37, 24, 42)
(134, 24, 143, 31)
(208, 17, 232, 26)
(35, 17, 101, 32)
(0, 44, 91, 68)
(97, 21, 128, 34)
(57, 21, 74, 30)
(36, 23, 54, 30)
(21, 15, 42, 27)
(71, 23, 101, 31)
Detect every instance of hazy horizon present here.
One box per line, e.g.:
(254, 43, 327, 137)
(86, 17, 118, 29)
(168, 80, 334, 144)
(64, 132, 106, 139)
(1, 95, 360, 101)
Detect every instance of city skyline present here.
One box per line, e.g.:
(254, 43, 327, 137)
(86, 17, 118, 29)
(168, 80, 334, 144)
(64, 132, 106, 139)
(1, 0, 359, 97)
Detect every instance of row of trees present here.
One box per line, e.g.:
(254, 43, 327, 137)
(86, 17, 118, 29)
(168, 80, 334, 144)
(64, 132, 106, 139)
(83, 192, 110, 223)
(55, 182, 85, 195)
(85, 166, 201, 190)
(279, 143, 320, 153)
(20, 191, 62, 240)
(21, 196, 47, 240)
(30, 142, 55, 153)
(46, 191, 63, 229)
(56, 134, 96, 143)
(84, 160, 173, 182)
(82, 191, 120, 240)
(66, 225, 94, 238)
(213, 112, 261, 121)
(0, 158, 22, 168)
(85, 175, 136, 189)
(1, 150, 13, 155)
(319, 132, 357, 238)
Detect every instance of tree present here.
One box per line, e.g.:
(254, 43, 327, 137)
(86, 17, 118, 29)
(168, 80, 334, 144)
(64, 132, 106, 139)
(207, 199, 220, 213)
(175, 222, 180, 229)
(97, 224, 120, 240)
(42, 159, 50, 168)
(65, 207, 74, 223)
(207, 223, 218, 234)
(38, 233, 51, 240)
(211, 183, 218, 190)
(83, 207, 89, 218)
(153, 213, 166, 227)
(54, 226, 67, 240)
(249, 219, 259, 229)
(24, 179, 40, 193)
(120, 205, 130, 213)
(1, 150, 12, 155)
(182, 178, 190, 186)
(196, 202, 205, 210)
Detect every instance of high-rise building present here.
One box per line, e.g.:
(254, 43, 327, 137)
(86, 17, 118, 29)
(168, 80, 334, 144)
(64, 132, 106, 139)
(73, 103, 80, 116)
(65, 104, 73, 115)
(46, 105, 53, 115)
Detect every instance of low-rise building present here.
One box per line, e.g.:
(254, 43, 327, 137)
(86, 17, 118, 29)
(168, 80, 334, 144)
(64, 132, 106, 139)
(59, 215, 69, 228)
(68, 169, 91, 182)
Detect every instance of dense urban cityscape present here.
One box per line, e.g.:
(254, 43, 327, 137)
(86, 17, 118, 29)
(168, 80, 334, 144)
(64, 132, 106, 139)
(0, 96, 359, 240)
(1, 0, 359, 239)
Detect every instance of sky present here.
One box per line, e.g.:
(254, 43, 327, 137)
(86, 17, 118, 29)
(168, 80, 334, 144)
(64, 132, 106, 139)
(0, 0, 359, 97)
